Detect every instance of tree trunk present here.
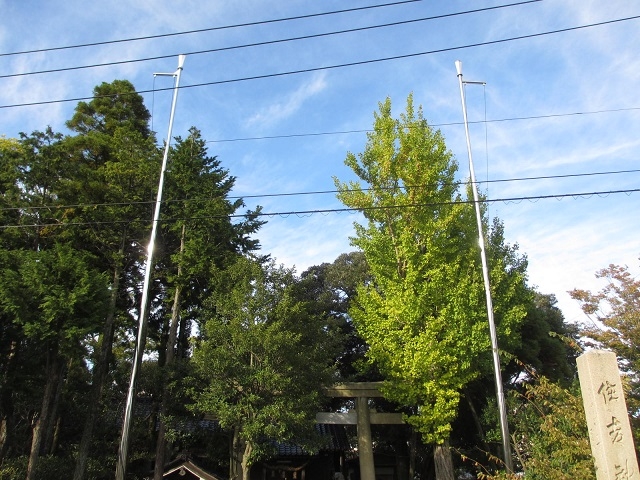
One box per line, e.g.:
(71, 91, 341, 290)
(73, 261, 122, 480)
(42, 360, 66, 455)
(50, 417, 61, 456)
(463, 388, 491, 454)
(152, 282, 183, 479)
(26, 349, 62, 480)
(0, 339, 19, 462)
(176, 313, 189, 360)
(0, 416, 12, 463)
(409, 427, 417, 480)
(241, 439, 253, 480)
(433, 439, 454, 480)
(27, 414, 43, 480)
(230, 426, 243, 480)
(154, 224, 185, 480)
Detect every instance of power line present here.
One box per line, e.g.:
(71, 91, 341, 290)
(234, 188, 640, 219)
(177, 15, 640, 90)
(205, 106, 640, 143)
(1, 1, 541, 79)
(0, 0, 424, 57)
(209, 129, 371, 143)
(2, 168, 638, 211)
(2, 187, 639, 229)
(2, 168, 638, 212)
(237, 169, 640, 199)
(2, 14, 637, 110)
(5, 169, 640, 211)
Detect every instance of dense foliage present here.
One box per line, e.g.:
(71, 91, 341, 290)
(0, 86, 598, 480)
(334, 96, 529, 446)
(571, 262, 640, 452)
(0, 80, 264, 480)
(191, 257, 340, 479)
(477, 374, 595, 480)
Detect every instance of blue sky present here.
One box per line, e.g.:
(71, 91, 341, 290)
(1, 0, 639, 323)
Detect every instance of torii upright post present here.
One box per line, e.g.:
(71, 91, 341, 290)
(455, 60, 513, 473)
(115, 54, 185, 480)
(318, 382, 404, 480)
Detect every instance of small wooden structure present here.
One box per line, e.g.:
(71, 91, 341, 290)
(156, 456, 225, 480)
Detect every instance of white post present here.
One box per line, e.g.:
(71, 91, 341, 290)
(116, 55, 185, 480)
(455, 60, 513, 472)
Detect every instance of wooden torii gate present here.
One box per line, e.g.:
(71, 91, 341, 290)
(316, 382, 404, 480)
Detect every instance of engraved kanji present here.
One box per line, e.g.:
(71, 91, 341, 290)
(607, 416, 623, 443)
(614, 460, 634, 479)
(599, 380, 620, 404)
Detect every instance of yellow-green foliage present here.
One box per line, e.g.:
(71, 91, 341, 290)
(0, 135, 24, 155)
(481, 375, 595, 479)
(334, 95, 529, 444)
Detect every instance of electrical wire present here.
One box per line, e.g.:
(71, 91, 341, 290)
(235, 168, 640, 199)
(1, 1, 541, 79)
(227, 187, 640, 219)
(1, 168, 638, 214)
(2, 14, 637, 110)
(204, 106, 640, 143)
(2, 187, 639, 229)
(0, 0, 427, 57)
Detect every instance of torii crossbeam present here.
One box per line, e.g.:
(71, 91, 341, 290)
(317, 382, 403, 480)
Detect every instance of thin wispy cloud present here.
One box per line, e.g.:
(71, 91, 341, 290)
(246, 72, 328, 128)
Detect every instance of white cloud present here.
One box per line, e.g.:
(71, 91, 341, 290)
(246, 72, 328, 128)
(257, 213, 357, 273)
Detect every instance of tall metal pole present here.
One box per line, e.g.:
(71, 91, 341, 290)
(115, 54, 185, 480)
(455, 60, 513, 472)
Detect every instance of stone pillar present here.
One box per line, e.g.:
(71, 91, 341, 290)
(356, 396, 375, 480)
(577, 350, 639, 480)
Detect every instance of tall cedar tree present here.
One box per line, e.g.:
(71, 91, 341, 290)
(152, 128, 263, 479)
(0, 137, 27, 463)
(0, 125, 111, 480)
(0, 82, 159, 479)
(64, 80, 162, 480)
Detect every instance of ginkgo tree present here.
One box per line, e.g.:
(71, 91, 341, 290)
(334, 95, 529, 479)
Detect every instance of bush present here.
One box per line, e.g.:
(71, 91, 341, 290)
(479, 375, 596, 479)
(0, 456, 73, 480)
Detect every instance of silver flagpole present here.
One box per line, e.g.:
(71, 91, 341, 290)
(455, 60, 513, 473)
(116, 54, 186, 480)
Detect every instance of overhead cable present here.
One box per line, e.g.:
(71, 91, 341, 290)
(236, 169, 640, 199)
(2, 14, 637, 110)
(2, 187, 639, 229)
(205, 106, 640, 143)
(1, 168, 639, 213)
(0, 0, 425, 57)
(238, 188, 640, 219)
(1, 1, 542, 79)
